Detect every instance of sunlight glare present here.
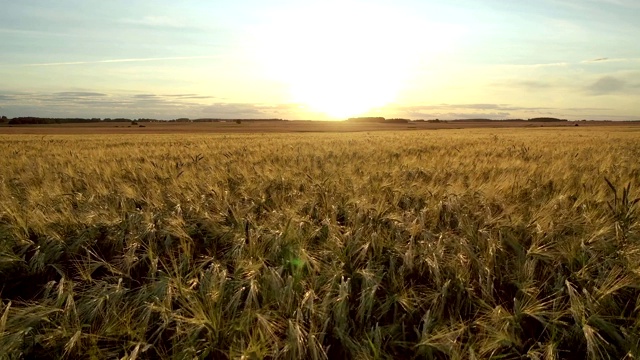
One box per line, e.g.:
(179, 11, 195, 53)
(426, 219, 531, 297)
(253, 2, 436, 119)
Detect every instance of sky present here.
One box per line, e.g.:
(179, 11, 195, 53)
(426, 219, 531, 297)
(1, 0, 639, 120)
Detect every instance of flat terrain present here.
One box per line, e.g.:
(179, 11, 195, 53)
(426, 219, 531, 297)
(0, 119, 636, 134)
(1, 127, 639, 358)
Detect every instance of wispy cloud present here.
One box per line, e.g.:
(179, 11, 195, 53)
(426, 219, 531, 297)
(0, 94, 17, 101)
(385, 104, 542, 120)
(121, 16, 186, 28)
(489, 79, 563, 92)
(584, 57, 610, 62)
(399, 104, 555, 112)
(564, 107, 612, 111)
(508, 80, 556, 90)
(502, 62, 569, 69)
(21, 56, 219, 67)
(596, 0, 640, 8)
(200, 103, 300, 118)
(585, 76, 628, 95)
(55, 92, 107, 97)
(0, 27, 74, 37)
(166, 94, 214, 99)
(382, 103, 621, 120)
(498, 57, 640, 69)
(0, 90, 254, 119)
(581, 57, 640, 63)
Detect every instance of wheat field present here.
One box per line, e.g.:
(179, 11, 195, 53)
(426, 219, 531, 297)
(1, 127, 639, 359)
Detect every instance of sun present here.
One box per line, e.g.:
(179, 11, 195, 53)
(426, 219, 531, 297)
(252, 1, 427, 119)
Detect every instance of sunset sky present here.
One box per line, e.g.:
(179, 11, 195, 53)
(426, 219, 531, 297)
(1, 0, 639, 120)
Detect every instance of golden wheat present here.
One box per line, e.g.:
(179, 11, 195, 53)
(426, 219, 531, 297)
(0, 127, 639, 359)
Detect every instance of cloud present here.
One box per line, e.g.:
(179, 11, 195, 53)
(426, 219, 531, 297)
(0, 27, 67, 37)
(0, 90, 284, 119)
(55, 92, 107, 97)
(596, 0, 640, 8)
(398, 104, 555, 112)
(21, 56, 219, 67)
(385, 104, 525, 120)
(200, 103, 301, 118)
(433, 112, 513, 119)
(166, 94, 198, 97)
(496, 57, 640, 70)
(383, 103, 620, 120)
(121, 16, 189, 29)
(490, 79, 561, 92)
(510, 80, 554, 89)
(454, 104, 503, 110)
(583, 57, 610, 63)
(165, 94, 214, 99)
(586, 76, 627, 95)
(581, 57, 640, 64)
(1, 91, 636, 120)
(116, 15, 207, 34)
(502, 62, 569, 69)
(564, 107, 612, 111)
(495, 71, 640, 97)
(0, 94, 17, 101)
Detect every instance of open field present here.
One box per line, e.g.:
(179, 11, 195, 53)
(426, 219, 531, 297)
(1, 127, 639, 358)
(1, 119, 638, 135)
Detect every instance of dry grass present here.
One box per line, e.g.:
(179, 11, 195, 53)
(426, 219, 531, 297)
(0, 127, 639, 359)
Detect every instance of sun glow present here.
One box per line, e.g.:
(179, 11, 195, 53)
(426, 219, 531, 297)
(253, 2, 431, 119)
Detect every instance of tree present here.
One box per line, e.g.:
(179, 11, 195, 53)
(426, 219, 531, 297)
(0, 116, 7, 123)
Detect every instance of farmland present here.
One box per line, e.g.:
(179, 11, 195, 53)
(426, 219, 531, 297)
(0, 119, 632, 135)
(1, 126, 639, 358)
